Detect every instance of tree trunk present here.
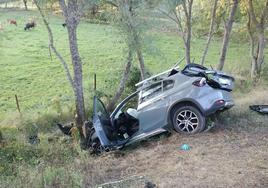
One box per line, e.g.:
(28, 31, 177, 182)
(107, 50, 133, 112)
(136, 48, 145, 80)
(247, 0, 268, 78)
(256, 32, 265, 74)
(66, 23, 85, 139)
(131, 16, 146, 80)
(119, 0, 147, 80)
(91, 5, 99, 16)
(68, 28, 86, 136)
(182, 0, 193, 64)
(201, 0, 218, 65)
(217, 0, 238, 70)
(59, 0, 86, 140)
(35, 0, 86, 142)
(23, 0, 28, 11)
(247, 13, 257, 78)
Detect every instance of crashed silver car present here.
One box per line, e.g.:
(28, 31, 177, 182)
(90, 63, 235, 152)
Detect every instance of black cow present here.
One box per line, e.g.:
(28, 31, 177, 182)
(24, 22, 36, 30)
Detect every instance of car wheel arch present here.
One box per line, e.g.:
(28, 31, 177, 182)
(168, 100, 205, 124)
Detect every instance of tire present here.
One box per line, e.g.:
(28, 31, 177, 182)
(89, 131, 105, 155)
(171, 105, 205, 134)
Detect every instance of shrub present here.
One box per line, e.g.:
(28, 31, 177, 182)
(125, 66, 141, 93)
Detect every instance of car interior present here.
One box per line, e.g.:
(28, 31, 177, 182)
(98, 95, 140, 142)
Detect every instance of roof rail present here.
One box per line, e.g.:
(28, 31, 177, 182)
(135, 68, 175, 87)
(135, 57, 184, 87)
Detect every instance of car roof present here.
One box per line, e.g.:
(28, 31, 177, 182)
(136, 68, 180, 90)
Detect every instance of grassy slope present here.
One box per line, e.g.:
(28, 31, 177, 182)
(1, 9, 267, 122)
(1, 89, 268, 188)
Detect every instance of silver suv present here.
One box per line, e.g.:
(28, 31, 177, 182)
(90, 63, 235, 152)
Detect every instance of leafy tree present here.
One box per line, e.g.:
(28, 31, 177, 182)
(34, 0, 87, 144)
(200, 0, 218, 65)
(243, 0, 268, 78)
(118, 0, 148, 80)
(106, 0, 150, 111)
(159, 0, 194, 64)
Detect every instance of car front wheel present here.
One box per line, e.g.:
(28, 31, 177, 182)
(172, 105, 205, 134)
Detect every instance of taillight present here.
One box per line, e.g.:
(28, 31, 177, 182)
(215, 100, 225, 106)
(192, 78, 206, 87)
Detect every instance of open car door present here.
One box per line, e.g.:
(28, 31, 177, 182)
(92, 96, 113, 147)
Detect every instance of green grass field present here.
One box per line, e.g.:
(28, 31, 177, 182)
(1, 9, 267, 123)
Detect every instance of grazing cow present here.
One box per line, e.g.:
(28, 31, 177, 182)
(8, 19, 17, 26)
(62, 23, 67, 27)
(0, 24, 4, 31)
(24, 21, 36, 30)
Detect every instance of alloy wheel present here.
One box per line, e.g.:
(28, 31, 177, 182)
(176, 110, 199, 133)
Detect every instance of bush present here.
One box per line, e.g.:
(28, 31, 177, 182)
(125, 66, 141, 93)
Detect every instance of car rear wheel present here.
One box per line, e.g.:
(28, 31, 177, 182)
(172, 105, 205, 134)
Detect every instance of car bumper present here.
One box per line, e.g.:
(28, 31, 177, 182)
(205, 100, 234, 116)
(224, 101, 235, 108)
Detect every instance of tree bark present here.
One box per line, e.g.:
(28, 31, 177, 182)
(67, 27, 86, 134)
(247, 0, 268, 78)
(107, 50, 133, 112)
(247, 13, 257, 78)
(136, 48, 145, 80)
(201, 0, 218, 65)
(182, 0, 193, 64)
(59, 0, 86, 140)
(217, 0, 238, 70)
(23, 0, 28, 11)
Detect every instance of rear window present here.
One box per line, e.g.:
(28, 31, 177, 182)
(140, 80, 174, 103)
(163, 80, 174, 91)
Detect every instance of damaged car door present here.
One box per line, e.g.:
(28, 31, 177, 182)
(137, 80, 174, 132)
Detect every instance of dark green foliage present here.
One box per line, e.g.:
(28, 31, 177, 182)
(126, 66, 141, 92)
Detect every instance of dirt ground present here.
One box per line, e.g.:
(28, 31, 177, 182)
(85, 122, 267, 188)
(83, 90, 268, 188)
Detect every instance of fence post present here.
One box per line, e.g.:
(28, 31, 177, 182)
(15, 94, 21, 114)
(94, 73, 96, 91)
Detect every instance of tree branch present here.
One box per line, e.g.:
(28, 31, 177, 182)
(201, 0, 218, 65)
(107, 49, 133, 112)
(157, 8, 185, 39)
(34, 0, 74, 89)
(158, 8, 178, 24)
(260, 0, 268, 26)
(248, 0, 259, 27)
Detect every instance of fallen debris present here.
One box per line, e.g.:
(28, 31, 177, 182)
(57, 122, 74, 136)
(96, 176, 155, 188)
(181, 144, 190, 151)
(249, 105, 268, 115)
(204, 122, 215, 132)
